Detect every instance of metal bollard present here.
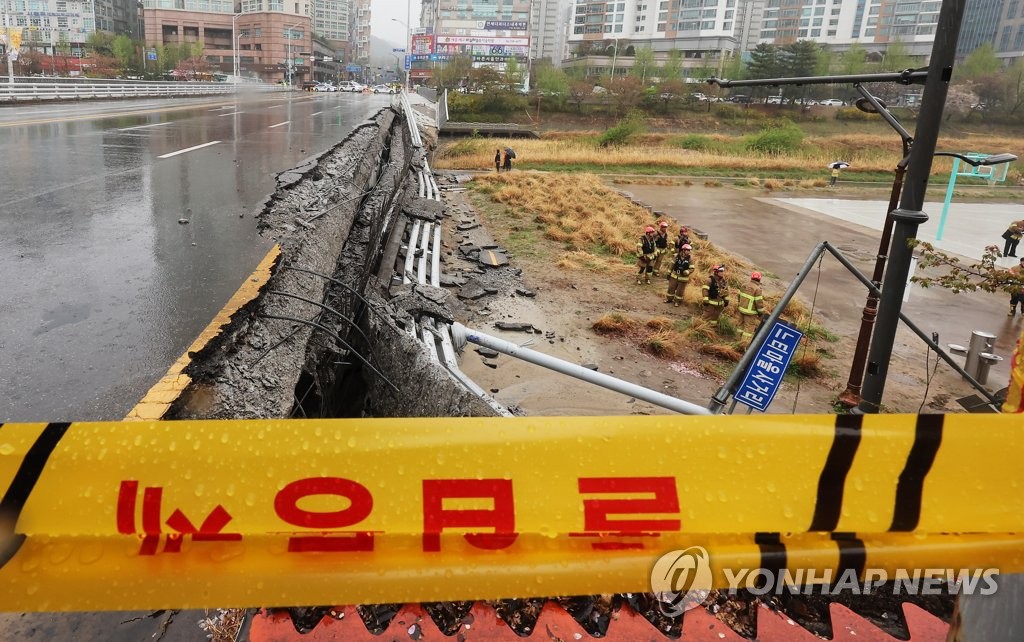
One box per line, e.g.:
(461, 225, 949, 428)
(977, 353, 1004, 386)
(964, 331, 996, 380)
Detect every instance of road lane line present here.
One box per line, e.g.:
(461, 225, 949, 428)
(310, 111, 323, 116)
(157, 140, 222, 159)
(267, 104, 284, 109)
(119, 121, 173, 131)
(218, 111, 244, 116)
(268, 121, 290, 128)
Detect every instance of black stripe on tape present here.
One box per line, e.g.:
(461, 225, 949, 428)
(0, 422, 70, 569)
(889, 414, 944, 532)
(809, 414, 863, 532)
(755, 532, 787, 589)
(831, 532, 866, 584)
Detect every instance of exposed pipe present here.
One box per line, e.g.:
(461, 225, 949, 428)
(450, 323, 711, 415)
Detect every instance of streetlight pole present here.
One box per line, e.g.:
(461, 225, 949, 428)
(2, 1, 15, 84)
(285, 22, 302, 87)
(231, 12, 243, 85)
(391, 15, 411, 92)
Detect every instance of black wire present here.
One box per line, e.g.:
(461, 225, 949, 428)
(918, 345, 942, 413)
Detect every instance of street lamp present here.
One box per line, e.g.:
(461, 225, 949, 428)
(391, 8, 411, 92)
(231, 12, 243, 84)
(935, 152, 1018, 241)
(285, 22, 302, 87)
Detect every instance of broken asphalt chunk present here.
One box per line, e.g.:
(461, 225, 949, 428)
(494, 321, 535, 332)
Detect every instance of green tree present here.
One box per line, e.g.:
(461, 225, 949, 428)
(86, 31, 114, 57)
(839, 42, 867, 76)
(112, 34, 135, 73)
(746, 43, 781, 79)
(660, 49, 683, 83)
(880, 40, 914, 72)
(958, 42, 1001, 81)
(1004, 57, 1024, 115)
(435, 53, 473, 91)
(630, 46, 656, 85)
(535, 63, 568, 96)
(722, 52, 745, 81)
(504, 57, 523, 91)
(782, 40, 821, 78)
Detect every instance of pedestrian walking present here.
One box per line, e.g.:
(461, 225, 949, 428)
(1002, 222, 1022, 257)
(1009, 257, 1024, 316)
(651, 221, 670, 277)
(636, 226, 657, 285)
(495, 148, 502, 173)
(701, 265, 729, 323)
(503, 147, 514, 172)
(736, 271, 767, 338)
(828, 161, 849, 187)
(665, 244, 693, 306)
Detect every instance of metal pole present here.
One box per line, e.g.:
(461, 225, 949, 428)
(231, 13, 239, 84)
(3, 5, 15, 85)
(858, 0, 968, 413)
(709, 242, 829, 414)
(937, 157, 960, 241)
(451, 323, 712, 415)
(837, 159, 908, 407)
(405, 0, 411, 92)
(708, 69, 928, 89)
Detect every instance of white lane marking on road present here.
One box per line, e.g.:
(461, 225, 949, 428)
(14, 109, 68, 115)
(334, 106, 343, 110)
(268, 121, 290, 128)
(267, 104, 284, 109)
(119, 121, 173, 131)
(310, 111, 323, 116)
(219, 111, 244, 116)
(158, 140, 222, 159)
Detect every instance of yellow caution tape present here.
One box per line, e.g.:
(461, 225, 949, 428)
(1, 415, 1022, 611)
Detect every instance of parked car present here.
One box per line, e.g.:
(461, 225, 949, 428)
(728, 94, 752, 104)
(819, 98, 845, 106)
(337, 81, 359, 92)
(766, 95, 783, 104)
(691, 92, 708, 101)
(372, 84, 397, 94)
(314, 83, 336, 92)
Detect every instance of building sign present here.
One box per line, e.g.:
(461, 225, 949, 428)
(437, 36, 529, 46)
(411, 34, 433, 55)
(485, 20, 528, 30)
(734, 321, 804, 412)
(346, 64, 362, 72)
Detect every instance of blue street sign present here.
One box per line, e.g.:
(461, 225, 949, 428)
(346, 64, 361, 72)
(404, 55, 411, 70)
(734, 321, 804, 412)
(147, 50, 157, 61)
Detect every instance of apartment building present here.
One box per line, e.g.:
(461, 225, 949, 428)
(995, 0, 1024, 60)
(530, 0, 568, 63)
(1, 0, 97, 55)
(350, 0, 369, 70)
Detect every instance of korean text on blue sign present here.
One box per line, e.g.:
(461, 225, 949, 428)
(485, 20, 528, 30)
(734, 321, 803, 412)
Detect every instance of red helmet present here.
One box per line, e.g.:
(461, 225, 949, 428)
(645, 226, 655, 233)
(682, 243, 692, 251)
(679, 226, 689, 233)
(658, 220, 669, 228)
(714, 265, 725, 273)
(751, 271, 762, 281)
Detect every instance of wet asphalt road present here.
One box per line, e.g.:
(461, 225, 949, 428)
(0, 91, 392, 422)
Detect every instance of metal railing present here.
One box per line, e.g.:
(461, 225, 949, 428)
(0, 78, 284, 102)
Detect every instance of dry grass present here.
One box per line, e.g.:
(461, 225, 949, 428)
(198, 609, 245, 642)
(435, 132, 1024, 177)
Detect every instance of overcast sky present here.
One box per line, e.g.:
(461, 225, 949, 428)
(371, 0, 423, 46)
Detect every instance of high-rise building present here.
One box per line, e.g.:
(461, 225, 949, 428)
(530, 0, 566, 63)
(994, 0, 1024, 60)
(95, 0, 141, 36)
(350, 0, 370, 73)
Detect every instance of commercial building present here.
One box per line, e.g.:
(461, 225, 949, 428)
(994, 0, 1024, 61)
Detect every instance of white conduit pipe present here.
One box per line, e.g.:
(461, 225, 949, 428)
(430, 225, 442, 288)
(418, 170, 426, 199)
(403, 220, 422, 285)
(450, 323, 712, 416)
(417, 223, 431, 285)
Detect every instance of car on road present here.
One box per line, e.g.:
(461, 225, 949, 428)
(728, 94, 752, 104)
(337, 81, 364, 92)
(766, 95, 783, 104)
(314, 83, 336, 92)
(819, 98, 845, 106)
(372, 84, 397, 94)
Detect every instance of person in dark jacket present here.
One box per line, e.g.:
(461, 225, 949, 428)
(495, 149, 502, 173)
(701, 265, 728, 323)
(1003, 223, 1022, 257)
(665, 244, 693, 306)
(636, 226, 657, 285)
(503, 149, 513, 172)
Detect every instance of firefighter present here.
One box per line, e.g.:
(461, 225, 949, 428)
(701, 265, 728, 322)
(651, 220, 670, 277)
(636, 226, 657, 284)
(737, 271, 767, 338)
(665, 244, 692, 306)
(1009, 257, 1024, 316)
(675, 226, 691, 252)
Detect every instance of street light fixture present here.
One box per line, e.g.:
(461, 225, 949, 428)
(285, 22, 303, 87)
(391, 8, 411, 92)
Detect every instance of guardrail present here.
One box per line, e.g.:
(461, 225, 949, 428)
(0, 78, 284, 102)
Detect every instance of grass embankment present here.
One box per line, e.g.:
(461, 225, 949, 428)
(470, 172, 837, 379)
(437, 130, 1024, 187)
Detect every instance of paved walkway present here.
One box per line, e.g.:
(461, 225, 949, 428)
(771, 197, 1022, 267)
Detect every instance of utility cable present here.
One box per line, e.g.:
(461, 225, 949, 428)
(792, 253, 824, 414)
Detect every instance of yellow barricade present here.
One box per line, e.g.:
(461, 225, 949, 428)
(1, 415, 1022, 611)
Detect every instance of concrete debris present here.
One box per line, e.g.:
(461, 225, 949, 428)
(457, 222, 480, 232)
(405, 199, 445, 221)
(438, 273, 468, 287)
(494, 321, 535, 332)
(482, 359, 498, 369)
(478, 250, 509, 267)
(457, 282, 490, 301)
(389, 285, 455, 324)
(475, 347, 499, 358)
(515, 287, 537, 298)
